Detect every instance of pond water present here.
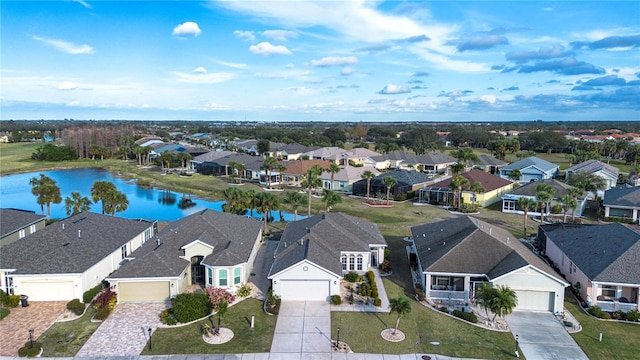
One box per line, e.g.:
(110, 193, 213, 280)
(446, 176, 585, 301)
(0, 168, 301, 222)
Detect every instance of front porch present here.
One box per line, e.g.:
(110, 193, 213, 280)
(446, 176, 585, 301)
(592, 282, 640, 313)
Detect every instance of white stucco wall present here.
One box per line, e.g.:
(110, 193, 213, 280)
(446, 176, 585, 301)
(270, 260, 341, 298)
(493, 266, 567, 314)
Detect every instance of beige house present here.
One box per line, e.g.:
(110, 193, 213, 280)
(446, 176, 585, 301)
(0, 208, 47, 247)
(419, 169, 515, 208)
(541, 223, 640, 312)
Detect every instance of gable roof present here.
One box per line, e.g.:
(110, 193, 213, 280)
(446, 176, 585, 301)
(284, 159, 333, 175)
(472, 154, 508, 167)
(0, 212, 154, 274)
(566, 159, 619, 179)
(192, 150, 236, 163)
(415, 152, 458, 165)
(603, 185, 640, 207)
(269, 212, 386, 277)
(506, 179, 573, 198)
(411, 216, 563, 281)
(545, 223, 640, 284)
(108, 210, 263, 279)
(373, 168, 432, 187)
(320, 165, 380, 182)
(437, 169, 513, 192)
(501, 156, 559, 172)
(0, 208, 46, 238)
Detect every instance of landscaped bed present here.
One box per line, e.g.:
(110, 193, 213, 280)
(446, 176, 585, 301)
(36, 307, 100, 357)
(141, 298, 276, 354)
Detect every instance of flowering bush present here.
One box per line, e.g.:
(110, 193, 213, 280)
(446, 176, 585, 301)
(205, 287, 235, 310)
(91, 289, 117, 320)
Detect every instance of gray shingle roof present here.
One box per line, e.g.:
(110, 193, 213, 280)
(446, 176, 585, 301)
(603, 185, 640, 207)
(472, 154, 508, 167)
(108, 209, 263, 279)
(374, 169, 432, 187)
(507, 179, 573, 198)
(0, 212, 154, 274)
(566, 159, 619, 179)
(545, 223, 640, 284)
(193, 150, 236, 163)
(269, 212, 387, 277)
(0, 208, 46, 238)
(501, 156, 559, 172)
(371, 151, 456, 166)
(411, 216, 562, 280)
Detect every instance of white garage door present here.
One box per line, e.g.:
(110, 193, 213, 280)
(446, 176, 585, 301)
(514, 290, 554, 312)
(21, 281, 75, 301)
(118, 281, 170, 302)
(281, 280, 330, 301)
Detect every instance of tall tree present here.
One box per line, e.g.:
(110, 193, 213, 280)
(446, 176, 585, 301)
(283, 191, 307, 221)
(221, 187, 249, 216)
(534, 183, 556, 224)
(159, 151, 174, 173)
(29, 174, 62, 220)
(382, 176, 398, 204)
(450, 148, 478, 168)
(507, 139, 521, 161)
(256, 139, 270, 157)
(567, 172, 607, 198)
(103, 190, 129, 216)
(508, 169, 522, 182)
(517, 197, 536, 237)
(254, 192, 279, 233)
(450, 162, 465, 176)
(567, 187, 585, 222)
(361, 170, 376, 199)
(321, 189, 342, 212)
(64, 191, 92, 216)
(469, 182, 485, 208)
(91, 180, 117, 214)
(261, 156, 279, 189)
(388, 296, 412, 335)
(449, 176, 469, 209)
(176, 152, 193, 169)
(301, 165, 324, 216)
(559, 193, 577, 223)
(326, 162, 341, 190)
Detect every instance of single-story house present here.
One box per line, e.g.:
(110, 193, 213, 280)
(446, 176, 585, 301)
(269, 143, 317, 160)
(417, 152, 458, 174)
(471, 154, 508, 175)
(603, 185, 640, 223)
(0, 212, 156, 301)
(351, 169, 432, 200)
(418, 169, 514, 207)
(410, 216, 568, 313)
(0, 208, 47, 247)
(107, 209, 263, 303)
(302, 147, 381, 166)
(371, 151, 457, 173)
(281, 159, 333, 187)
(319, 165, 380, 193)
(501, 179, 587, 218)
(499, 156, 560, 183)
(565, 159, 619, 195)
(540, 223, 640, 312)
(268, 212, 387, 301)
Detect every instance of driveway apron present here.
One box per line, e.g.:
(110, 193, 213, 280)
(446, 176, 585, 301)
(270, 301, 331, 356)
(506, 311, 588, 360)
(0, 301, 66, 356)
(76, 302, 168, 357)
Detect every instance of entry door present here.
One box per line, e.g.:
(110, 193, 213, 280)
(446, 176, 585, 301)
(191, 256, 205, 286)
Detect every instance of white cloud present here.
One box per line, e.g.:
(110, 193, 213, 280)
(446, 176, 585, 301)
(379, 84, 411, 95)
(170, 71, 236, 84)
(249, 42, 292, 56)
(285, 63, 295, 69)
(262, 29, 298, 42)
(311, 56, 358, 67)
(32, 36, 94, 55)
(57, 81, 79, 90)
(233, 30, 255, 41)
(341, 67, 355, 76)
(73, 0, 91, 9)
(210, 59, 247, 69)
(192, 67, 208, 73)
(172, 21, 201, 37)
(204, 102, 229, 110)
(480, 94, 497, 104)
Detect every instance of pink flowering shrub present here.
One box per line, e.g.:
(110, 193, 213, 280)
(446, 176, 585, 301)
(205, 287, 235, 310)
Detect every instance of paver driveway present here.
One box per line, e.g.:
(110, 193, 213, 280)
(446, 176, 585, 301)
(0, 301, 66, 356)
(76, 302, 168, 357)
(506, 311, 588, 360)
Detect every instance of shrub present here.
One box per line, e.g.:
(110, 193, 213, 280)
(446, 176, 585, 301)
(371, 289, 379, 299)
(379, 260, 391, 272)
(551, 204, 563, 214)
(373, 297, 382, 307)
(83, 283, 104, 303)
(588, 306, 604, 318)
(344, 271, 359, 282)
(204, 287, 235, 310)
(439, 306, 448, 313)
(331, 295, 342, 305)
(91, 289, 117, 320)
(612, 310, 625, 320)
(66, 299, 85, 315)
(367, 270, 375, 284)
(452, 310, 478, 323)
(235, 283, 252, 298)
(0, 307, 10, 320)
(1, 290, 20, 308)
(159, 308, 178, 325)
(17, 341, 42, 357)
(172, 293, 211, 323)
(626, 310, 639, 322)
(415, 289, 426, 302)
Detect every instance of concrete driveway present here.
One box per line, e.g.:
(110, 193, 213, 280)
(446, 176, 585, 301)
(506, 311, 588, 360)
(270, 301, 332, 356)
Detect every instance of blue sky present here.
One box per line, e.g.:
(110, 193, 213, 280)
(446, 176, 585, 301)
(1, 0, 639, 122)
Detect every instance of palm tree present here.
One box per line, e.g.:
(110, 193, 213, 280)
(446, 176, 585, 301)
(215, 300, 228, 335)
(159, 151, 174, 173)
(559, 193, 577, 223)
(175, 152, 193, 170)
(91, 180, 117, 214)
(261, 156, 279, 189)
(283, 191, 307, 221)
(535, 183, 556, 224)
(254, 192, 279, 233)
(382, 176, 398, 204)
(221, 187, 249, 215)
(103, 190, 129, 216)
(517, 197, 536, 237)
(488, 285, 518, 322)
(450, 148, 478, 168)
(567, 187, 585, 222)
(469, 181, 485, 208)
(326, 162, 341, 190)
(29, 174, 62, 220)
(321, 189, 342, 212)
(64, 191, 92, 216)
(508, 169, 522, 182)
(474, 283, 494, 320)
(301, 165, 323, 216)
(567, 172, 607, 198)
(361, 170, 376, 199)
(388, 296, 412, 335)
(450, 162, 465, 176)
(449, 176, 469, 210)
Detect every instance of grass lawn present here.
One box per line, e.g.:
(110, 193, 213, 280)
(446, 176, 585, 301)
(37, 307, 100, 357)
(566, 294, 640, 360)
(142, 298, 276, 354)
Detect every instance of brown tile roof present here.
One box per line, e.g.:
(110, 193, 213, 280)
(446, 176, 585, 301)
(438, 169, 513, 192)
(284, 159, 333, 175)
